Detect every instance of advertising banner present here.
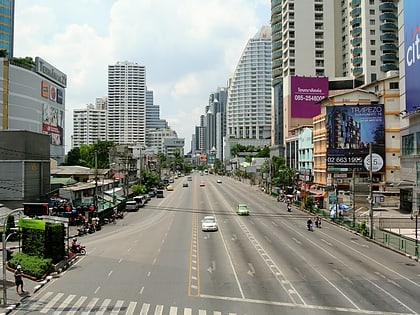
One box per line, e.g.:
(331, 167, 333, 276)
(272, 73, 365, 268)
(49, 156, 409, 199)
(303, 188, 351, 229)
(404, 0, 420, 112)
(42, 103, 64, 146)
(290, 76, 328, 118)
(326, 104, 385, 172)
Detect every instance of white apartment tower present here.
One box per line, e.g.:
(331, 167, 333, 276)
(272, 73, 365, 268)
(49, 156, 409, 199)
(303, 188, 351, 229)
(72, 103, 107, 148)
(107, 61, 146, 145)
(226, 26, 272, 143)
(338, 0, 399, 83)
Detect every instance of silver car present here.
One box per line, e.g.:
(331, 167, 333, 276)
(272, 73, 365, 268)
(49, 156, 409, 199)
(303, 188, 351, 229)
(201, 216, 218, 231)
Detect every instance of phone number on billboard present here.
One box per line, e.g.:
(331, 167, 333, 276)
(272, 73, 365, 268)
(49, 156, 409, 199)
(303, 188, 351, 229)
(294, 94, 325, 102)
(327, 157, 363, 164)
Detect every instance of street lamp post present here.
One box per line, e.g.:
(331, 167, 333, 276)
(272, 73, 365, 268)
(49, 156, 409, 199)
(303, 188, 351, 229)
(2, 208, 23, 305)
(416, 214, 418, 258)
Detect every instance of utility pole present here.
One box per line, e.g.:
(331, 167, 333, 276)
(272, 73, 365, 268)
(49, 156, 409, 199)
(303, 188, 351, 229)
(94, 150, 98, 211)
(369, 143, 374, 239)
(352, 168, 356, 228)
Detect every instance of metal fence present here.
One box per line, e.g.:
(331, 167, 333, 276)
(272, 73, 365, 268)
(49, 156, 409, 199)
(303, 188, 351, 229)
(308, 206, 419, 259)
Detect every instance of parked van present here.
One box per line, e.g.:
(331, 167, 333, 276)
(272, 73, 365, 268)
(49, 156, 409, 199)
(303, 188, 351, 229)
(156, 190, 164, 198)
(134, 195, 146, 207)
(126, 200, 139, 212)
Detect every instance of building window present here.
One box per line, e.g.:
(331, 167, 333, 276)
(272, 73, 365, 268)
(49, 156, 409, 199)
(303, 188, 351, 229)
(402, 134, 414, 155)
(417, 132, 420, 154)
(370, 40, 375, 45)
(389, 82, 399, 89)
(369, 0, 374, 4)
(369, 9, 375, 15)
(370, 50, 376, 55)
(370, 19, 375, 25)
(371, 73, 377, 81)
(371, 60, 376, 66)
(370, 29, 375, 35)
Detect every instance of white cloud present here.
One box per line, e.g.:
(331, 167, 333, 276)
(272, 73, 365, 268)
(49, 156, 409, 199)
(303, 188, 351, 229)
(14, 0, 270, 153)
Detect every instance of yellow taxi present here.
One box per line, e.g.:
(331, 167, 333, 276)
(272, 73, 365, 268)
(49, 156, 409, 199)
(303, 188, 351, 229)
(166, 185, 174, 191)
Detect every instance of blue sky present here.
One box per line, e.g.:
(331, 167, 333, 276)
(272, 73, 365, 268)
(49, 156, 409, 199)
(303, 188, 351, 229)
(14, 0, 270, 153)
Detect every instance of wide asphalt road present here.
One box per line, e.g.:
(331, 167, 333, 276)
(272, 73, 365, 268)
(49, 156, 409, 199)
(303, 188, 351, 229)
(11, 173, 420, 314)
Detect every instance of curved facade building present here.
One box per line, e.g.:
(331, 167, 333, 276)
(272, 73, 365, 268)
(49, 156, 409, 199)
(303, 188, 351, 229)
(0, 57, 67, 164)
(226, 26, 272, 142)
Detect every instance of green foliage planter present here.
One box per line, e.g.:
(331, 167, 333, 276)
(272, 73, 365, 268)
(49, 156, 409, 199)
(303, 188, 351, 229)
(9, 252, 52, 280)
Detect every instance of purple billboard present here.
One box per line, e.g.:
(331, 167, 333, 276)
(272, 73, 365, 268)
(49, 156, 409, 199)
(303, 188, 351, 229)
(290, 76, 328, 118)
(326, 104, 385, 172)
(404, 0, 420, 113)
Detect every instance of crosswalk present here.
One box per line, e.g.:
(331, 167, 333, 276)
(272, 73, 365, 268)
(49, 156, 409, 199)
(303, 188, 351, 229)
(29, 291, 241, 315)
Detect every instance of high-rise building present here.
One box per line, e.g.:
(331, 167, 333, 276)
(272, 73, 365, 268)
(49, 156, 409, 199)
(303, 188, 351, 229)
(225, 26, 272, 160)
(107, 61, 146, 146)
(204, 88, 227, 160)
(146, 90, 167, 130)
(270, 0, 399, 162)
(72, 103, 107, 148)
(271, 0, 337, 152)
(0, 0, 14, 58)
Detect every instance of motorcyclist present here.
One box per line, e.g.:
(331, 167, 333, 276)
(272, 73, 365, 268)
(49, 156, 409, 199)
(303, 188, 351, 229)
(315, 216, 321, 228)
(71, 238, 79, 252)
(307, 218, 313, 231)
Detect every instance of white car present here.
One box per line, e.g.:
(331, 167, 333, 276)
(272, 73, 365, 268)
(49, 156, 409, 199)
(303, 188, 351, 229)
(201, 216, 218, 231)
(216, 179, 222, 183)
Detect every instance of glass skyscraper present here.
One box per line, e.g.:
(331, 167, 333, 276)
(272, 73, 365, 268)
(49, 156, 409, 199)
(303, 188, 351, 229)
(0, 0, 14, 58)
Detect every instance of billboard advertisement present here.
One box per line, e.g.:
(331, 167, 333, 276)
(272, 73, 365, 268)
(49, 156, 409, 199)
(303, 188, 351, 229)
(42, 103, 64, 146)
(326, 104, 385, 172)
(404, 0, 420, 112)
(290, 76, 329, 118)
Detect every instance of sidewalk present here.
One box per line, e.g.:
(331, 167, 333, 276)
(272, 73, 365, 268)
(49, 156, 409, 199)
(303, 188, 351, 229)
(0, 225, 80, 314)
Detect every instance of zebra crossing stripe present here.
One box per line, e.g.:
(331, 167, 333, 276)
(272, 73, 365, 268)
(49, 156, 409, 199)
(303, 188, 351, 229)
(154, 304, 164, 315)
(184, 308, 192, 315)
(40, 292, 64, 313)
(80, 297, 99, 315)
(169, 306, 177, 315)
(67, 296, 87, 315)
(125, 301, 137, 315)
(140, 302, 150, 315)
(109, 299, 124, 315)
(53, 294, 76, 315)
(96, 298, 111, 315)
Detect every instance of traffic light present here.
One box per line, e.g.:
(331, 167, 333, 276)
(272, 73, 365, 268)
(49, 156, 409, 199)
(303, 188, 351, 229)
(23, 203, 49, 217)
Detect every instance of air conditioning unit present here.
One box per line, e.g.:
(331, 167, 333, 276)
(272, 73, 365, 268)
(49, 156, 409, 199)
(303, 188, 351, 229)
(337, 179, 344, 184)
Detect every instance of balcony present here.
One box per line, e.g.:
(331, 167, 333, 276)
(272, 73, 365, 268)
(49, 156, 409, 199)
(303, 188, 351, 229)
(380, 12, 397, 22)
(380, 23, 397, 31)
(352, 37, 362, 46)
(380, 64, 398, 72)
(351, 17, 362, 26)
(379, 2, 397, 12)
(352, 27, 362, 36)
(352, 47, 362, 56)
(380, 53, 398, 62)
(380, 43, 398, 51)
(380, 33, 398, 42)
(353, 67, 363, 76)
(351, 0, 361, 7)
(353, 57, 363, 66)
(351, 7, 361, 17)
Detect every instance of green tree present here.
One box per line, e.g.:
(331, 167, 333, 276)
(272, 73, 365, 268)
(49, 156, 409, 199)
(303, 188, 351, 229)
(64, 147, 81, 165)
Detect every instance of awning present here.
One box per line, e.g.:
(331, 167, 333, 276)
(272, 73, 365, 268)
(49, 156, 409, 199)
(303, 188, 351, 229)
(309, 190, 327, 198)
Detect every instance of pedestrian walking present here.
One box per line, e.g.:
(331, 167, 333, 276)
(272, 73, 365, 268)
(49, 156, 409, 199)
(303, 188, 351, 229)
(14, 265, 25, 294)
